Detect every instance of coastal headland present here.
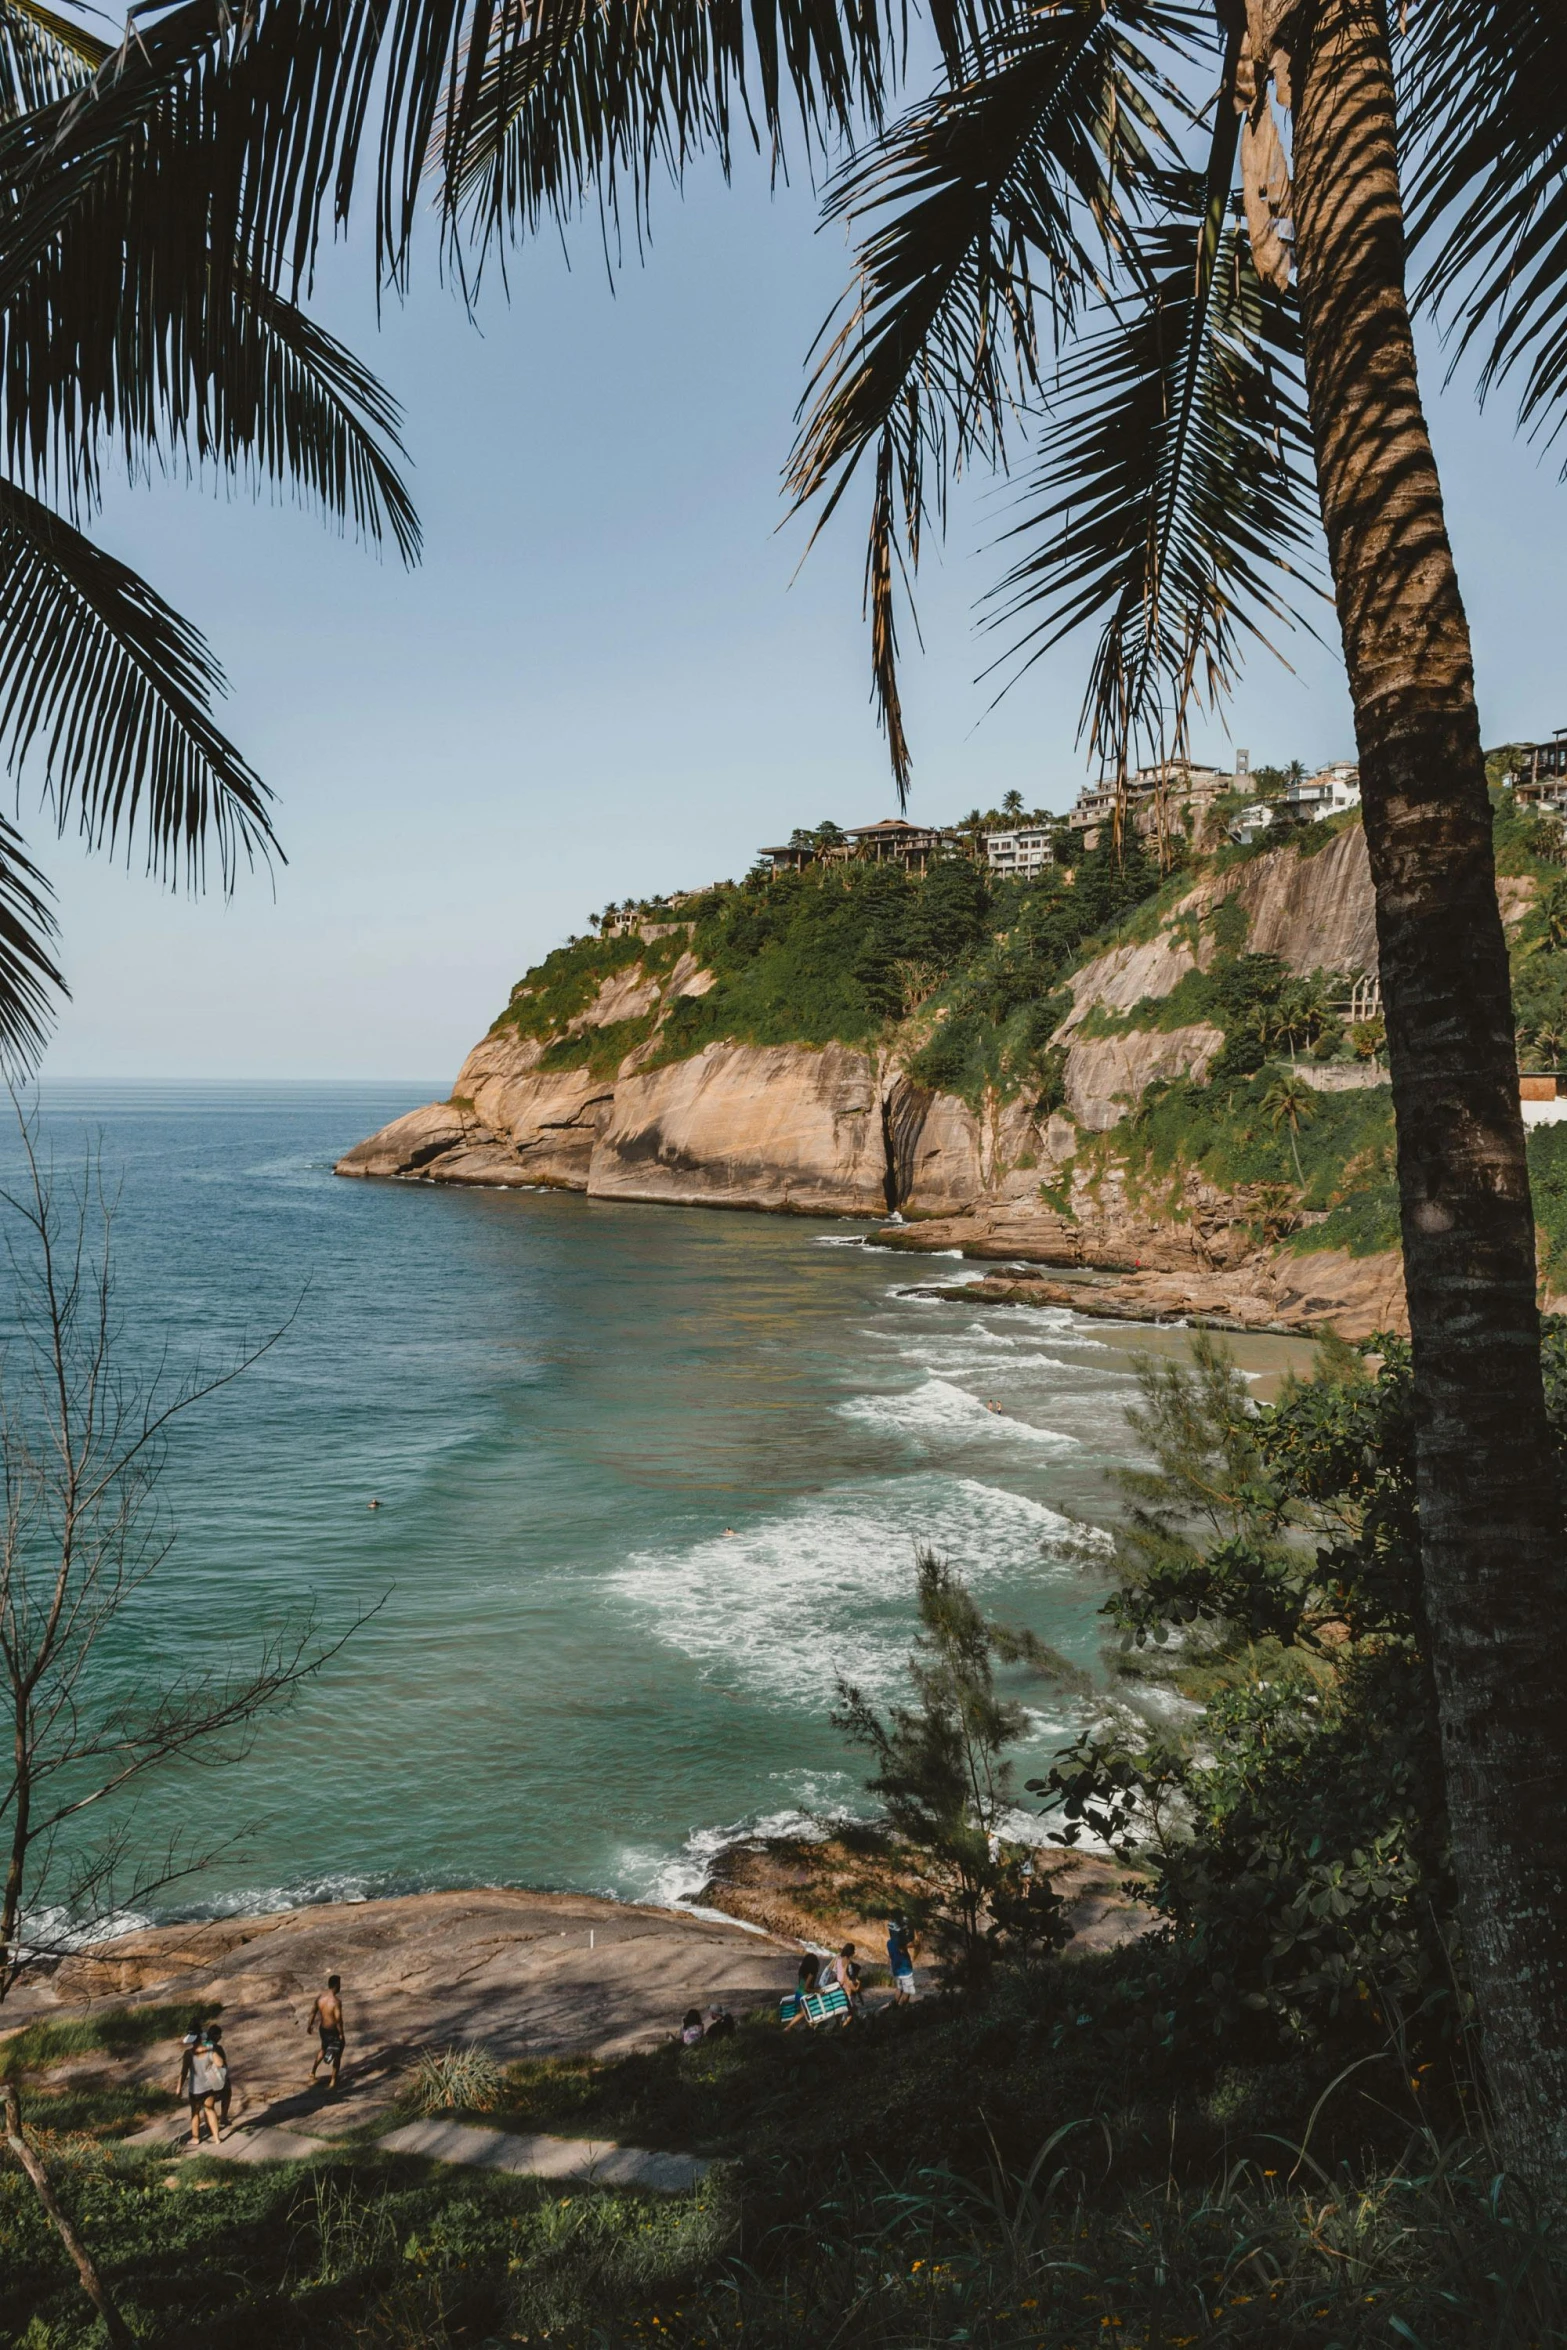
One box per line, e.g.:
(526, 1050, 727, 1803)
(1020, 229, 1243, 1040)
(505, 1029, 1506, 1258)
(339, 815, 1567, 1339)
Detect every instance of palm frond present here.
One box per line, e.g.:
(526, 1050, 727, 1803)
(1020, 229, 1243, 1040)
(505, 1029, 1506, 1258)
(787, 0, 1203, 792)
(441, 0, 996, 272)
(1404, 0, 1567, 459)
(0, 807, 62, 1066)
(0, 478, 274, 899)
(0, 170, 422, 555)
(0, 0, 106, 123)
(990, 210, 1319, 774)
(0, 0, 914, 310)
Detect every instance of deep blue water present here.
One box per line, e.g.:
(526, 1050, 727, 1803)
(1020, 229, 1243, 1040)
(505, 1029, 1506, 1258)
(9, 1084, 1310, 1925)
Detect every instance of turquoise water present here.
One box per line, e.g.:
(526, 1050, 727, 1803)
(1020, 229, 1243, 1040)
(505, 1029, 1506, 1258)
(13, 1085, 1308, 1925)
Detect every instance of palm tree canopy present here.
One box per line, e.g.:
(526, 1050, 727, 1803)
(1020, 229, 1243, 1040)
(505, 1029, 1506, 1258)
(4, 0, 1557, 802)
(0, 0, 421, 1060)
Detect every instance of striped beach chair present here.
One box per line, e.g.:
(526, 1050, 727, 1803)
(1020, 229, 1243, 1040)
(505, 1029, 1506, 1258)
(779, 1981, 851, 2028)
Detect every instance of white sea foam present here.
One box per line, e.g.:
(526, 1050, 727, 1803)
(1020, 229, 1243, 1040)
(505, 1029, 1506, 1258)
(611, 1474, 1100, 1710)
(617, 1788, 1074, 1913)
(615, 1799, 851, 1910)
(838, 1375, 1080, 1451)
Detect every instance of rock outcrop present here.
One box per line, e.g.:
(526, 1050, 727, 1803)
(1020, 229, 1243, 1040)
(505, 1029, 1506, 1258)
(336, 834, 1451, 1335)
(589, 1042, 891, 1214)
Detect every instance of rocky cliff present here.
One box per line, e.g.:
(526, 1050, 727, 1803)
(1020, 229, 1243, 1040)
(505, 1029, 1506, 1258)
(337, 824, 1537, 1340)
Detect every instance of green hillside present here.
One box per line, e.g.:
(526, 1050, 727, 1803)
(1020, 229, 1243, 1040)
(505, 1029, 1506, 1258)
(484, 795, 1567, 1266)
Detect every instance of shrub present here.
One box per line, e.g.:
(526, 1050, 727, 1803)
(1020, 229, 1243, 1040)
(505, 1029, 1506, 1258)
(405, 2043, 504, 2116)
(1035, 1331, 1461, 2058)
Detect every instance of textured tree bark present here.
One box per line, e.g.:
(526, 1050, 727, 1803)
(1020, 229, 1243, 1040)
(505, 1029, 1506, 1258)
(1291, 0, 1567, 2181)
(3, 2080, 134, 2347)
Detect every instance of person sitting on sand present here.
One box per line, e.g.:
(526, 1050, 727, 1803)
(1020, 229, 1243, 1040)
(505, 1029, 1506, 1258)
(704, 2006, 735, 2040)
(680, 2007, 705, 2046)
(308, 1973, 346, 2089)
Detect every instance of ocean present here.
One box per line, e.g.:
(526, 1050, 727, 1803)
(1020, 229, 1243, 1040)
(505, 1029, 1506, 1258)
(10, 1084, 1312, 1928)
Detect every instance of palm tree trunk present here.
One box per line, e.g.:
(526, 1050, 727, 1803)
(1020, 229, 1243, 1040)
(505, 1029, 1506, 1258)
(1291, 0, 1567, 2182)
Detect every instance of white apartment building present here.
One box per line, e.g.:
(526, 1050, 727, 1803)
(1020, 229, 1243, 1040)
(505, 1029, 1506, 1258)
(984, 826, 1056, 877)
(1285, 762, 1360, 820)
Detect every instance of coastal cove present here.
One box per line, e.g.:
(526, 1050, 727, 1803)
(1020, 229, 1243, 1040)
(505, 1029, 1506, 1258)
(15, 1084, 1315, 1937)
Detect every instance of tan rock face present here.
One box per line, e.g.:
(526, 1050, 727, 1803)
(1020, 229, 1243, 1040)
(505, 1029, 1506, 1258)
(1062, 1023, 1225, 1131)
(884, 1076, 986, 1216)
(335, 1100, 478, 1180)
(589, 1042, 890, 1214)
(1230, 824, 1380, 973)
(445, 1033, 616, 1188)
(1060, 826, 1381, 1044)
(566, 965, 663, 1030)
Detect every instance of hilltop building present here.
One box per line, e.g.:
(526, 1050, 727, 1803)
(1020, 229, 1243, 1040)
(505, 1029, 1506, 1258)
(758, 817, 968, 876)
(1286, 762, 1361, 820)
(1067, 759, 1236, 852)
(984, 825, 1056, 878)
(1513, 729, 1567, 812)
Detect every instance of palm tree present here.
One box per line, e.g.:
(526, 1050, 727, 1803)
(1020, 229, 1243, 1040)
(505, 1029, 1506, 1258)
(783, 0, 1567, 2181)
(12, 0, 1567, 2180)
(0, 0, 417, 1058)
(1260, 1066, 1314, 1188)
(1001, 787, 1025, 819)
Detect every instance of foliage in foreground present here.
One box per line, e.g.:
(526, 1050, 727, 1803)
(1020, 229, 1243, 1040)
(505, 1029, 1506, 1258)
(5, 2024, 1566, 2349)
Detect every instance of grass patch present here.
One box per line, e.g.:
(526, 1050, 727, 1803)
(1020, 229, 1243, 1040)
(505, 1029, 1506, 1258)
(1113, 1069, 1399, 1249)
(2, 2001, 218, 2074)
(1529, 1122, 1567, 1288)
(490, 931, 649, 1043)
(532, 1012, 658, 1079)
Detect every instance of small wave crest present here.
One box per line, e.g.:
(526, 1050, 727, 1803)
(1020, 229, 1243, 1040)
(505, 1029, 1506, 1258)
(838, 1375, 1079, 1450)
(611, 1475, 1102, 1710)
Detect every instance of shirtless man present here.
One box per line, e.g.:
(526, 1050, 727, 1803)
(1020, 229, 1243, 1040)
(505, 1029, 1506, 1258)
(307, 1974, 346, 2089)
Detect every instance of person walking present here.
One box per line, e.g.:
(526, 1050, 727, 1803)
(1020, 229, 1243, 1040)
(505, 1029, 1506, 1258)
(783, 1954, 819, 2029)
(826, 1943, 861, 2022)
(886, 1918, 917, 2005)
(307, 1973, 347, 2089)
(205, 2024, 233, 2130)
(181, 2031, 223, 2147)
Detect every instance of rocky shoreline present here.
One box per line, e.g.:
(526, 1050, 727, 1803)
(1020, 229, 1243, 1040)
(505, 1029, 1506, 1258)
(1, 1840, 1152, 2137)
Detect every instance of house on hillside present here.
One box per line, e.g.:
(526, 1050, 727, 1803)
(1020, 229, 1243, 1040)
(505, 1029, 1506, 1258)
(1230, 761, 1361, 844)
(757, 818, 969, 876)
(984, 825, 1055, 877)
(1513, 730, 1567, 812)
(1284, 762, 1361, 821)
(1067, 759, 1236, 852)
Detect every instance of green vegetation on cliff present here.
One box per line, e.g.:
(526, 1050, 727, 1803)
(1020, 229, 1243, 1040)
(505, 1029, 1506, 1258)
(489, 838, 1170, 1097)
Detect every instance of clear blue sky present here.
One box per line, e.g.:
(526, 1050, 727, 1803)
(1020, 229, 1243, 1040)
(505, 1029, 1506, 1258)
(37, 154, 1566, 1080)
